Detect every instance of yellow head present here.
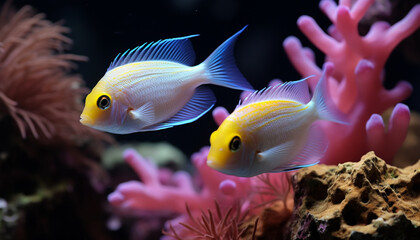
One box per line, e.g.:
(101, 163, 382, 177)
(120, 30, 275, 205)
(207, 118, 256, 176)
(80, 81, 126, 133)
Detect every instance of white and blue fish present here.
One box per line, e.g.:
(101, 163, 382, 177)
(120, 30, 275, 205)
(80, 26, 253, 134)
(207, 65, 348, 177)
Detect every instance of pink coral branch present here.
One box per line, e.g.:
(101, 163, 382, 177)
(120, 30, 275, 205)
(297, 16, 337, 55)
(283, 37, 321, 89)
(351, 0, 375, 22)
(212, 106, 230, 126)
(319, 0, 338, 22)
(108, 149, 205, 213)
(385, 5, 420, 50)
(366, 104, 410, 162)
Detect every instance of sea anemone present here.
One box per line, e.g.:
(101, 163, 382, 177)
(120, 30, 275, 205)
(0, 0, 109, 145)
(0, 2, 113, 238)
(163, 202, 258, 240)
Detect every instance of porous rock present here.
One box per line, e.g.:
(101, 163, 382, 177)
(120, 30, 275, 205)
(286, 151, 420, 240)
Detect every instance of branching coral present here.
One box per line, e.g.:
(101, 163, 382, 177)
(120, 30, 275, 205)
(282, 0, 420, 164)
(108, 148, 252, 214)
(108, 146, 292, 239)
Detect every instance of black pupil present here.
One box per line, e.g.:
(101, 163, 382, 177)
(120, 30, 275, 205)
(97, 95, 110, 109)
(229, 136, 241, 152)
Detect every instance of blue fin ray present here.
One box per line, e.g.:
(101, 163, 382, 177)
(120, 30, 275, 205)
(238, 76, 312, 109)
(203, 26, 253, 91)
(107, 35, 199, 71)
(313, 67, 349, 124)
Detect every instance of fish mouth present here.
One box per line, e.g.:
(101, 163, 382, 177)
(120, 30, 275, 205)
(207, 157, 225, 170)
(80, 114, 93, 126)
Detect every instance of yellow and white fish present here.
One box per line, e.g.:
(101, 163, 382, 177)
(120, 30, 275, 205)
(207, 65, 347, 177)
(80, 26, 253, 134)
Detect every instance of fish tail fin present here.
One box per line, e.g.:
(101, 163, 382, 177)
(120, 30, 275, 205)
(201, 26, 253, 91)
(312, 63, 348, 125)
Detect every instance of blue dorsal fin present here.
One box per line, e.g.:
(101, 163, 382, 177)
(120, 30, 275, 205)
(107, 34, 199, 72)
(237, 76, 313, 109)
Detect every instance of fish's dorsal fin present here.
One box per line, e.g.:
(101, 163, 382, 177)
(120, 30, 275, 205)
(237, 76, 313, 109)
(107, 34, 199, 72)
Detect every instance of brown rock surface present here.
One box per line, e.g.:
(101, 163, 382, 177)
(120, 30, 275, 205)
(286, 152, 420, 240)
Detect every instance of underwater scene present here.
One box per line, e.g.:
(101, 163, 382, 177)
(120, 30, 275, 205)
(1, 0, 420, 239)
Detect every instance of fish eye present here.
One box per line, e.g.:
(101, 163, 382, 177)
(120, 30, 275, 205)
(97, 95, 111, 110)
(229, 136, 241, 152)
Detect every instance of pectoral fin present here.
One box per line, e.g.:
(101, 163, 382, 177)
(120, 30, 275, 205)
(129, 102, 155, 125)
(257, 141, 293, 163)
(143, 86, 215, 131)
(270, 125, 326, 172)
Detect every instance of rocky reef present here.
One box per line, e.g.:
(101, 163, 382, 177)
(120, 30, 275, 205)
(284, 152, 420, 240)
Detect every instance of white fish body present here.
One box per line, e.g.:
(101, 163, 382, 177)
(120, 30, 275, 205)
(103, 61, 206, 132)
(80, 26, 253, 134)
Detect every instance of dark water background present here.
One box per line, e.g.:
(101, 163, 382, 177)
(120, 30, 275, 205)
(11, 0, 420, 157)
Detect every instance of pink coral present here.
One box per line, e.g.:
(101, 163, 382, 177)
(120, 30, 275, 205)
(108, 148, 252, 214)
(282, 0, 420, 164)
(108, 147, 291, 239)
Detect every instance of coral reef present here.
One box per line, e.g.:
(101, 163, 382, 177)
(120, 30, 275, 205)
(284, 152, 420, 240)
(108, 0, 420, 239)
